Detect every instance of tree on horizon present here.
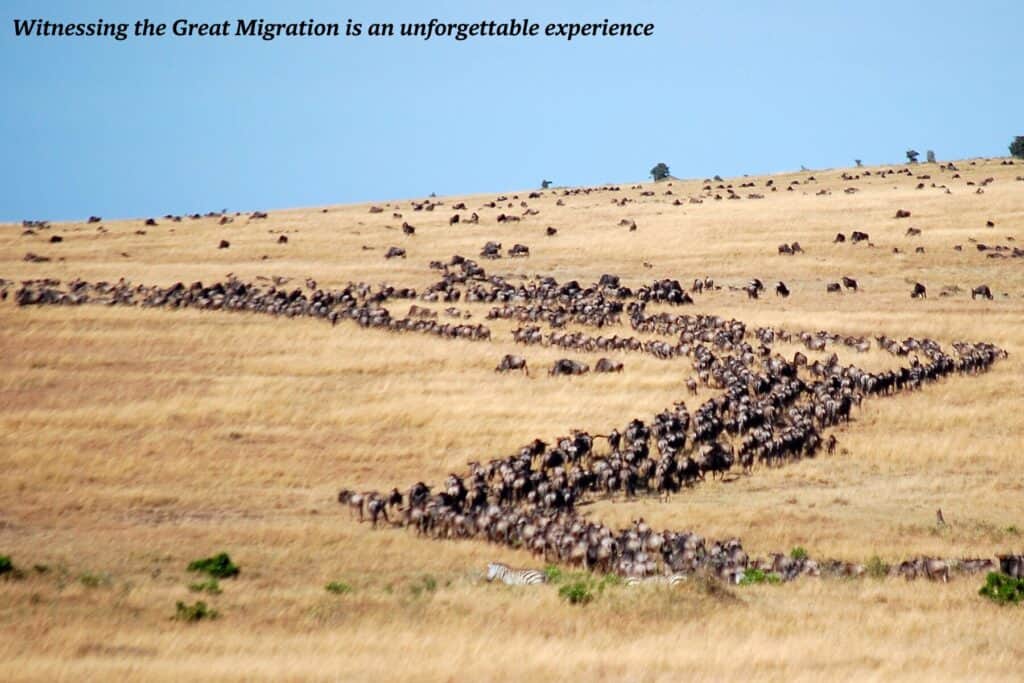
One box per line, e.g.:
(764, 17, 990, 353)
(650, 163, 670, 181)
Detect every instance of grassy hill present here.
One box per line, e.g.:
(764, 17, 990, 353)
(1, 157, 1022, 681)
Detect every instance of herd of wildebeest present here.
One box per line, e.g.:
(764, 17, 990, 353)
(6, 159, 1023, 588)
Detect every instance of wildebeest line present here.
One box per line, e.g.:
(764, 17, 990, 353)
(329, 283, 1006, 582)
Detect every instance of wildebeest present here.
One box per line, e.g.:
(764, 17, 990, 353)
(403, 222, 416, 235)
(778, 243, 793, 255)
(449, 214, 459, 226)
(834, 233, 846, 243)
(218, 240, 230, 249)
(595, 358, 624, 373)
(277, 235, 288, 244)
(549, 359, 589, 376)
(851, 231, 870, 244)
(841, 276, 859, 292)
(775, 281, 790, 298)
(895, 209, 911, 218)
(826, 282, 842, 293)
(998, 554, 1024, 578)
(971, 284, 993, 300)
(495, 354, 529, 375)
(385, 246, 406, 259)
(906, 227, 921, 237)
(509, 244, 530, 258)
(911, 282, 927, 298)
(546, 227, 558, 236)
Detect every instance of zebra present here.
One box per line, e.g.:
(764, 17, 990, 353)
(624, 574, 687, 587)
(485, 562, 547, 585)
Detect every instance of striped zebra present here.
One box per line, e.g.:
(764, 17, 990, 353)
(486, 562, 547, 585)
(624, 574, 687, 587)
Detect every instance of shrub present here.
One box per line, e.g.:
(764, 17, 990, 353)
(0, 556, 12, 576)
(979, 572, 1024, 605)
(325, 581, 352, 595)
(1010, 136, 1024, 160)
(410, 575, 437, 597)
(866, 555, 890, 579)
(175, 600, 218, 622)
(558, 580, 594, 605)
(738, 569, 781, 586)
(79, 572, 112, 588)
(188, 579, 222, 595)
(790, 546, 808, 561)
(187, 553, 239, 579)
(543, 565, 564, 583)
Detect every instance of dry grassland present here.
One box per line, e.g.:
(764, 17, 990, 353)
(1, 157, 1022, 681)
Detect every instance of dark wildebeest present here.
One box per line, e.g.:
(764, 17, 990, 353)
(218, 240, 230, 249)
(826, 435, 837, 455)
(496, 354, 529, 375)
(790, 241, 803, 253)
(906, 227, 921, 237)
(549, 359, 589, 376)
(449, 214, 460, 226)
(895, 209, 911, 218)
(546, 226, 558, 236)
(277, 235, 288, 244)
(826, 282, 842, 293)
(911, 282, 927, 298)
(776, 281, 790, 298)
(971, 284, 993, 300)
(402, 222, 416, 235)
(998, 554, 1024, 578)
(841, 276, 859, 292)
(778, 243, 793, 255)
(834, 233, 846, 243)
(594, 358, 624, 373)
(385, 246, 406, 259)
(851, 231, 870, 244)
(509, 244, 530, 258)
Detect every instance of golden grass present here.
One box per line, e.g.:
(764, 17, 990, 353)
(1, 157, 1023, 681)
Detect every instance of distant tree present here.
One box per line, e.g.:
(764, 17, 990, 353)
(650, 163, 670, 181)
(1010, 136, 1024, 159)
(906, 149, 919, 164)
(541, 179, 552, 189)
(854, 159, 863, 167)
(926, 150, 936, 163)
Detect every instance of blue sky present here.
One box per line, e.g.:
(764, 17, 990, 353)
(1, 0, 1021, 221)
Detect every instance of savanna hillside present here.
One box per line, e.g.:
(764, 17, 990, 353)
(1, 157, 1022, 681)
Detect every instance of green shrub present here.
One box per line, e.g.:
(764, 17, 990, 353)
(410, 575, 437, 598)
(738, 569, 781, 586)
(187, 553, 239, 579)
(866, 556, 890, 579)
(543, 565, 564, 583)
(790, 546, 808, 561)
(558, 580, 594, 605)
(0, 556, 12, 576)
(979, 572, 1024, 605)
(79, 572, 112, 588)
(188, 578, 222, 595)
(325, 581, 352, 595)
(175, 600, 218, 622)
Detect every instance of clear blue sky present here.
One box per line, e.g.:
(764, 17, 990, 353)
(1, 0, 1021, 221)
